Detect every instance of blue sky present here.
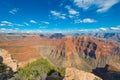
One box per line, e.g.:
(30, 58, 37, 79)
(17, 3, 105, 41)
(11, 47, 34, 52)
(0, 0, 120, 33)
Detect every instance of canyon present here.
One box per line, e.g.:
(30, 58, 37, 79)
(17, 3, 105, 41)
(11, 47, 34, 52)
(0, 33, 120, 80)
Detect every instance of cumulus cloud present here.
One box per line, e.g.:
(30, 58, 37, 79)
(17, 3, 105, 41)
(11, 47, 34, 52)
(68, 15, 74, 18)
(74, 18, 97, 23)
(30, 20, 37, 23)
(9, 8, 19, 15)
(42, 21, 50, 24)
(65, 5, 79, 15)
(0, 20, 25, 27)
(110, 27, 119, 30)
(24, 22, 29, 26)
(73, 0, 119, 12)
(50, 11, 66, 19)
(98, 25, 120, 32)
(0, 21, 13, 26)
(51, 11, 60, 16)
(110, 25, 120, 30)
(69, 9, 79, 15)
(81, 18, 97, 23)
(99, 27, 108, 31)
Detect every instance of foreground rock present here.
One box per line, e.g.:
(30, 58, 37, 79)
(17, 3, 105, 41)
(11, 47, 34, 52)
(63, 67, 102, 80)
(0, 48, 18, 72)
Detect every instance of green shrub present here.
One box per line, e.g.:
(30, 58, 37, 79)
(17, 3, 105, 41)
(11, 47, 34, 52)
(11, 58, 65, 80)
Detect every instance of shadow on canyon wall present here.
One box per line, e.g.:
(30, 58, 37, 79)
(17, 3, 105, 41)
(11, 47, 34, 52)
(92, 64, 120, 80)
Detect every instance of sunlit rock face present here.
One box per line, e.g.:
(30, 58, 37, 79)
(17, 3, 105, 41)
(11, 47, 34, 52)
(0, 48, 18, 72)
(63, 67, 102, 80)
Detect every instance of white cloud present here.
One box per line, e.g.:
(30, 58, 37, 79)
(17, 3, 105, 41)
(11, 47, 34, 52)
(42, 21, 50, 24)
(98, 25, 120, 32)
(51, 11, 60, 16)
(110, 25, 120, 30)
(99, 27, 108, 31)
(50, 11, 66, 19)
(73, 0, 119, 12)
(82, 18, 97, 23)
(9, 8, 19, 15)
(110, 27, 119, 30)
(69, 9, 79, 15)
(1, 21, 12, 24)
(1, 21, 13, 26)
(74, 18, 97, 23)
(68, 15, 74, 18)
(0, 24, 6, 26)
(0, 20, 25, 27)
(24, 22, 29, 26)
(65, 5, 79, 15)
(30, 20, 37, 23)
(59, 15, 66, 19)
(96, 0, 119, 12)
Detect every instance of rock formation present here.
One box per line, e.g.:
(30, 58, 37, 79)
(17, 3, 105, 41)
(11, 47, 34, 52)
(0, 34, 120, 80)
(39, 36, 120, 72)
(63, 67, 102, 80)
(0, 48, 18, 72)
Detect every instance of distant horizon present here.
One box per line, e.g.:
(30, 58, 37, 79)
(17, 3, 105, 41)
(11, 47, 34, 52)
(0, 30, 120, 34)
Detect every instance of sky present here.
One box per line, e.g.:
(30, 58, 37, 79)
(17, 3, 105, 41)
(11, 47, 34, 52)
(0, 0, 120, 33)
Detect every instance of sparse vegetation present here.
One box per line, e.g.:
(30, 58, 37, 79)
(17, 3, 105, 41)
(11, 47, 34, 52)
(0, 63, 7, 73)
(10, 57, 65, 80)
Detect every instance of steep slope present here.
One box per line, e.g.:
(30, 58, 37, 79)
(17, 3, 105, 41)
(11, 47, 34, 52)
(39, 36, 120, 72)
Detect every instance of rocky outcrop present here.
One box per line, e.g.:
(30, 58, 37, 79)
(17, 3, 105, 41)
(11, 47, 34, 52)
(63, 67, 102, 80)
(0, 48, 18, 72)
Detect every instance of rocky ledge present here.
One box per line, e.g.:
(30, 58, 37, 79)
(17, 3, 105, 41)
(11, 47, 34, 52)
(63, 67, 102, 80)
